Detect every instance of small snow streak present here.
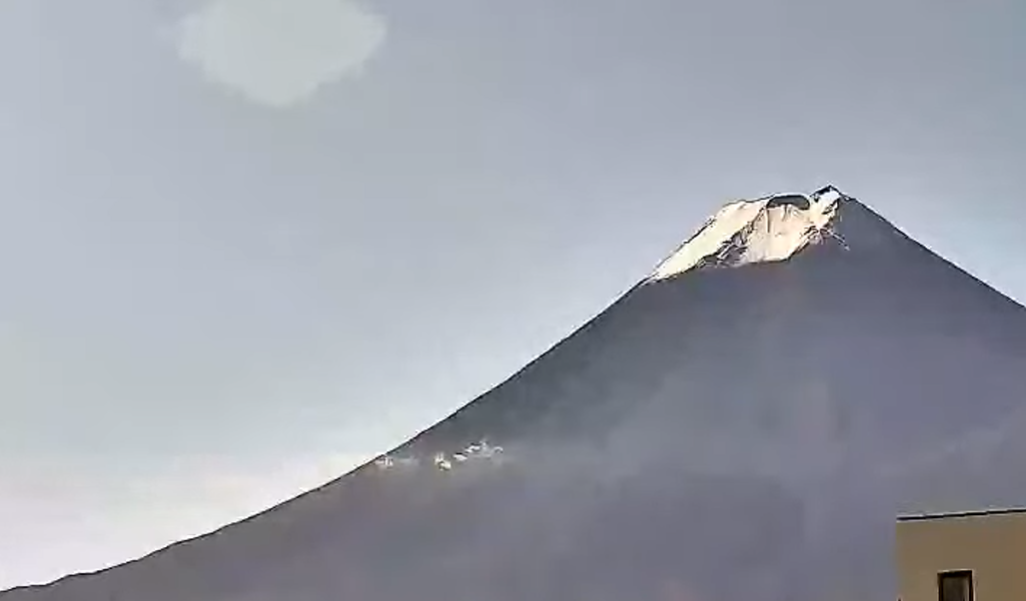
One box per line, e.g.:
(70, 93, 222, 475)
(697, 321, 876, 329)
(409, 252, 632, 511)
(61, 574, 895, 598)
(375, 441, 506, 473)
(174, 0, 386, 108)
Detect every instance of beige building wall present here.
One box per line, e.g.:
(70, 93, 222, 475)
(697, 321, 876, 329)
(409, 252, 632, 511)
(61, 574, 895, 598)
(896, 509, 1026, 601)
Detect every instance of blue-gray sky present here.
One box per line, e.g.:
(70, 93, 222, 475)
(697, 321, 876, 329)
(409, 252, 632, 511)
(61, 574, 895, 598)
(1, 0, 1024, 588)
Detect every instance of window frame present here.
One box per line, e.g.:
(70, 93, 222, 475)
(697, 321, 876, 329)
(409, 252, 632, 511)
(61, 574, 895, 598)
(937, 569, 974, 601)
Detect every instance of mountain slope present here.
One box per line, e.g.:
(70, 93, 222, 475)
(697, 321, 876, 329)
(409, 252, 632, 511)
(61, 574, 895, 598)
(5, 186, 1026, 601)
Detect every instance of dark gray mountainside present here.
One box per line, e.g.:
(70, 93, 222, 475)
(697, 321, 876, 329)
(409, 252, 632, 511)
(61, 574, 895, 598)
(5, 187, 1026, 601)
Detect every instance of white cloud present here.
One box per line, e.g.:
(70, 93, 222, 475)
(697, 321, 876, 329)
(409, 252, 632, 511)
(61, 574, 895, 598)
(174, 0, 387, 108)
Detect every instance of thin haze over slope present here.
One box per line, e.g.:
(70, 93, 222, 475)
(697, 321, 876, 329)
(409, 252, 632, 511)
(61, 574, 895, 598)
(5, 186, 1026, 601)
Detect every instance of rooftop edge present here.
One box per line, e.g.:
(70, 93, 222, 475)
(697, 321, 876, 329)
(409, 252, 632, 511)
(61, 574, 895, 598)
(896, 507, 1026, 522)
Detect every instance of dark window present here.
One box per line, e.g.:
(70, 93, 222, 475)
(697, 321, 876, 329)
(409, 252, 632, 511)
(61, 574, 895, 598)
(938, 570, 973, 601)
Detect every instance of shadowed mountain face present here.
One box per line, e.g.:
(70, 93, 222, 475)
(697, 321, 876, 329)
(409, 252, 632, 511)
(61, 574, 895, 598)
(6, 189, 1026, 601)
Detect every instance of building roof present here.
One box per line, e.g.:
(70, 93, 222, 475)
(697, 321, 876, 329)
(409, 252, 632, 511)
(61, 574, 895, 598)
(897, 507, 1026, 522)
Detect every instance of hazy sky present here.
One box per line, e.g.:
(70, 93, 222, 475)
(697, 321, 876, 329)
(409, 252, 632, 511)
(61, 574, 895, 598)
(0, 0, 1024, 588)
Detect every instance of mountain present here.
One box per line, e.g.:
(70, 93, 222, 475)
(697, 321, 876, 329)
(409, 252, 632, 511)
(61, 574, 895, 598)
(6, 186, 1026, 601)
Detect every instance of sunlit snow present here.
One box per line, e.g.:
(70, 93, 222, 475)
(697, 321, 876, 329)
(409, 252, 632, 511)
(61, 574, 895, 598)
(650, 186, 845, 280)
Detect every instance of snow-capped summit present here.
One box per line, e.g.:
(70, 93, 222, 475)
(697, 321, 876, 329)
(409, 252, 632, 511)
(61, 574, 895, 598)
(651, 185, 848, 280)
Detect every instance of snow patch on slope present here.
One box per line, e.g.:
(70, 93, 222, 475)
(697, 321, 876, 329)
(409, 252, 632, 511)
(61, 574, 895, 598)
(373, 440, 506, 473)
(650, 186, 846, 280)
